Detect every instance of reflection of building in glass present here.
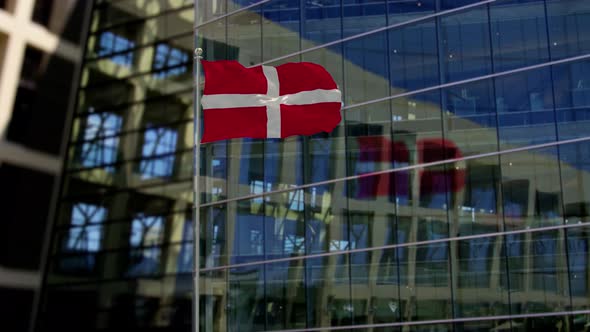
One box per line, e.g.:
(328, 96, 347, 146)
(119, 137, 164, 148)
(36, 1, 590, 332)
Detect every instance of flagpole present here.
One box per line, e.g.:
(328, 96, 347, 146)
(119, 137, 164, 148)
(193, 46, 203, 332)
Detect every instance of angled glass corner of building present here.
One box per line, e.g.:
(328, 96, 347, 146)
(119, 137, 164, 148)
(38, 0, 590, 331)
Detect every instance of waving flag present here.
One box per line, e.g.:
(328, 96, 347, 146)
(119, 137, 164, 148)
(200, 61, 342, 143)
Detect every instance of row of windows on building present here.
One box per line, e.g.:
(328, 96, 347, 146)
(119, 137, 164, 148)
(96, 31, 189, 78)
(55, 200, 590, 297)
(77, 111, 180, 178)
(60, 202, 193, 274)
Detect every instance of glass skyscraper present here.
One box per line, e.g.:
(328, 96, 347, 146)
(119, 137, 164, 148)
(37, 0, 590, 331)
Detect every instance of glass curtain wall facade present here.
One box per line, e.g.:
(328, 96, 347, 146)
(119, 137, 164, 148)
(38, 0, 590, 331)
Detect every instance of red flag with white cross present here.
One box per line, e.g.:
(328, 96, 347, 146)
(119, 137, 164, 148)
(200, 61, 342, 143)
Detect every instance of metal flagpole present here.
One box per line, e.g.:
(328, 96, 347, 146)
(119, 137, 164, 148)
(193, 41, 203, 332)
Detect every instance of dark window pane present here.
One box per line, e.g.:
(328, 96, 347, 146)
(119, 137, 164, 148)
(503, 230, 570, 316)
(6, 48, 74, 154)
(228, 265, 265, 330)
(560, 141, 590, 224)
(406, 240, 452, 321)
(0, 288, 34, 332)
(127, 214, 164, 276)
(0, 164, 54, 270)
(530, 231, 568, 313)
(32, 0, 54, 27)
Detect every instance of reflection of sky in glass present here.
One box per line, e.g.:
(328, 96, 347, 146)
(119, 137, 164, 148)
(287, 187, 304, 211)
(130, 214, 163, 247)
(67, 203, 107, 252)
(139, 127, 178, 179)
(153, 44, 189, 79)
(81, 112, 122, 171)
(283, 234, 305, 254)
(98, 31, 135, 66)
(251, 180, 271, 203)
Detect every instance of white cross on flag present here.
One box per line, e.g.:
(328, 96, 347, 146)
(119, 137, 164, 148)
(200, 60, 342, 143)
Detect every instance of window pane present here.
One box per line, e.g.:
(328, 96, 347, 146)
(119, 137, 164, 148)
(227, 265, 265, 330)
(390, 20, 439, 93)
(440, 6, 492, 82)
(127, 214, 164, 276)
(442, 78, 498, 157)
(403, 241, 452, 321)
(343, 0, 387, 37)
(495, 68, 556, 149)
(553, 59, 590, 140)
(490, 0, 549, 72)
(454, 235, 510, 319)
(152, 44, 190, 79)
(306, 255, 352, 328)
(227, 7, 262, 66)
(303, 0, 342, 44)
(60, 203, 107, 272)
(77, 112, 122, 170)
(344, 31, 389, 106)
(547, 0, 590, 60)
(501, 147, 563, 231)
(96, 31, 136, 67)
(262, 0, 300, 61)
(387, 0, 435, 25)
(505, 230, 570, 315)
(139, 127, 178, 179)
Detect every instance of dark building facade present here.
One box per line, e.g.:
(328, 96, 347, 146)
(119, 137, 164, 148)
(0, 1, 92, 331)
(37, 0, 590, 331)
